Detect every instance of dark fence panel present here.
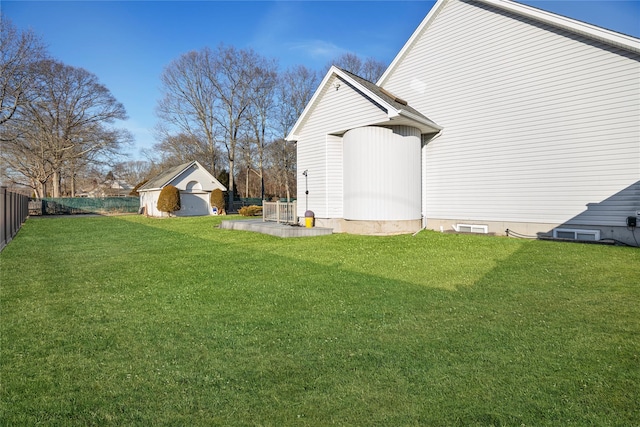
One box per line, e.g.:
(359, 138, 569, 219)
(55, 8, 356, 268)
(32, 197, 140, 215)
(1, 187, 29, 252)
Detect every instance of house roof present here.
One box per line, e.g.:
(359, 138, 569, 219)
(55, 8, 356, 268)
(286, 66, 442, 142)
(104, 179, 133, 190)
(378, 0, 640, 86)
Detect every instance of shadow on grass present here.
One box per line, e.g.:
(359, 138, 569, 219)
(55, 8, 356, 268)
(1, 215, 638, 426)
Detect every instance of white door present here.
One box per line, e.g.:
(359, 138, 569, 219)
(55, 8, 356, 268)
(180, 193, 209, 216)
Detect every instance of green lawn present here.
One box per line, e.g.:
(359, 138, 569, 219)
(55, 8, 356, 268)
(1, 215, 638, 426)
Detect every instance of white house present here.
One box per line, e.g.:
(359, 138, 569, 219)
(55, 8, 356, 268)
(138, 161, 226, 217)
(287, 0, 640, 245)
(80, 179, 133, 198)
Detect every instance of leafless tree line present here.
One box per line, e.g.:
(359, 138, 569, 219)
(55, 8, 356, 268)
(150, 46, 386, 203)
(1, 17, 131, 198)
(1, 16, 387, 201)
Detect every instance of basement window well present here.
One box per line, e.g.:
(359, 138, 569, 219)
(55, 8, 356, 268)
(454, 224, 488, 234)
(553, 228, 600, 241)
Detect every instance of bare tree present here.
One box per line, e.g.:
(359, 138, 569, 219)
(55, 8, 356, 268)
(325, 53, 387, 82)
(0, 125, 53, 196)
(272, 65, 318, 200)
(360, 57, 388, 83)
(113, 160, 152, 188)
(207, 45, 275, 209)
(0, 17, 47, 129)
(245, 59, 278, 200)
(156, 49, 220, 175)
(2, 59, 130, 197)
(326, 52, 361, 76)
(151, 132, 223, 174)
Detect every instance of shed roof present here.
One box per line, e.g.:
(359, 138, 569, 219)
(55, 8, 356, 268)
(137, 160, 230, 193)
(139, 161, 193, 191)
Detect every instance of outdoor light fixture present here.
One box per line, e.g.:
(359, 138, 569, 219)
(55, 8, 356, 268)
(303, 170, 309, 211)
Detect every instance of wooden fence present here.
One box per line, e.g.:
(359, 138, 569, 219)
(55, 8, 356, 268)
(1, 187, 29, 252)
(262, 200, 297, 224)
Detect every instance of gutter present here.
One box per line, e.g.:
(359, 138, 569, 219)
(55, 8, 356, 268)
(397, 109, 443, 132)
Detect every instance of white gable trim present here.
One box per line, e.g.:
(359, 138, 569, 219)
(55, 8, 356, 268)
(287, 67, 337, 142)
(378, 0, 640, 86)
(377, 0, 449, 86)
(484, 0, 640, 52)
(286, 66, 440, 142)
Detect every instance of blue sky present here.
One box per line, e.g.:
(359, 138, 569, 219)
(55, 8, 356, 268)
(3, 1, 639, 159)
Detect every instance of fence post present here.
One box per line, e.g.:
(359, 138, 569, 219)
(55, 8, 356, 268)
(1, 187, 6, 249)
(293, 201, 297, 224)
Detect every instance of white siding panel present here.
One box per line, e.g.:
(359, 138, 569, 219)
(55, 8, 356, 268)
(385, 0, 640, 226)
(326, 135, 344, 217)
(343, 126, 421, 221)
(296, 75, 390, 218)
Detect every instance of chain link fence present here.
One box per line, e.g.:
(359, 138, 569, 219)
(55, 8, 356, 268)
(30, 197, 140, 216)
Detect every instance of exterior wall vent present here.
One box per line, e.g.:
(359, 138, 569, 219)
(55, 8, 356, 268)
(553, 228, 600, 241)
(454, 224, 488, 234)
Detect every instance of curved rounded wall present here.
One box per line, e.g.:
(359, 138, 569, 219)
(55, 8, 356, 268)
(343, 125, 421, 221)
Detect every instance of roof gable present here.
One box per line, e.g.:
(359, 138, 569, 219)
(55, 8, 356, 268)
(138, 161, 226, 192)
(378, 0, 640, 86)
(286, 66, 441, 142)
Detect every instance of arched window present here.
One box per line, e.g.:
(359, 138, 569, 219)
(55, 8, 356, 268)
(186, 181, 202, 192)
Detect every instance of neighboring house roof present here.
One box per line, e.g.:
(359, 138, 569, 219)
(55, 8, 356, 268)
(286, 66, 442, 142)
(104, 179, 133, 191)
(79, 179, 133, 197)
(378, 0, 640, 86)
(138, 160, 226, 192)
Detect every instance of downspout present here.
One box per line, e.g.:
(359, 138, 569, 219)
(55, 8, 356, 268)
(415, 130, 444, 236)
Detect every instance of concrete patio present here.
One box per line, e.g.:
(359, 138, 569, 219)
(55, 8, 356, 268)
(219, 219, 333, 238)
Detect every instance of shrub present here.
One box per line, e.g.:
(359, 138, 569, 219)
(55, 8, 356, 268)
(129, 179, 149, 197)
(157, 185, 180, 216)
(238, 205, 262, 217)
(210, 188, 226, 214)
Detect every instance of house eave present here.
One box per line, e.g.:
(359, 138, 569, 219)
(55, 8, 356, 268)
(482, 0, 640, 54)
(396, 109, 443, 133)
(378, 0, 640, 86)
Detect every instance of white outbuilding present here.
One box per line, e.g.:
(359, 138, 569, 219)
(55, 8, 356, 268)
(138, 161, 226, 217)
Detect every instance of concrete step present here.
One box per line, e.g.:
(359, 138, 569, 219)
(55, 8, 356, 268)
(219, 219, 333, 238)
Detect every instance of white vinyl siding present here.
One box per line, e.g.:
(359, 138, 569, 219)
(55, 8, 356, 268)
(296, 75, 390, 218)
(385, 0, 640, 226)
(343, 126, 421, 221)
(326, 135, 343, 218)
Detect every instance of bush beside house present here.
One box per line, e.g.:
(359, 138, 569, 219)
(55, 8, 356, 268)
(210, 188, 226, 215)
(157, 185, 181, 216)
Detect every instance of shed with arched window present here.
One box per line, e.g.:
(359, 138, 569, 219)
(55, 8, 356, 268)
(138, 161, 226, 217)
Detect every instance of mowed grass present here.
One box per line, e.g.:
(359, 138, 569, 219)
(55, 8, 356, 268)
(1, 215, 638, 426)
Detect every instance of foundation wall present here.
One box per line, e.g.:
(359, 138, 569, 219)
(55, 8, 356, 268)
(314, 218, 422, 236)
